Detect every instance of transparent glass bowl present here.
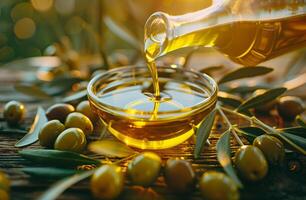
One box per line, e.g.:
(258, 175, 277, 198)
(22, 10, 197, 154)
(87, 66, 218, 149)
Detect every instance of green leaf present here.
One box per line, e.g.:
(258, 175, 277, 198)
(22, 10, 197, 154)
(218, 66, 273, 84)
(218, 91, 242, 108)
(19, 149, 100, 167)
(14, 84, 51, 99)
(237, 87, 287, 112)
(43, 75, 83, 96)
(15, 107, 48, 147)
(22, 167, 78, 179)
(236, 127, 266, 143)
(220, 85, 271, 94)
(194, 109, 217, 158)
(89, 140, 137, 158)
(280, 132, 306, 150)
(37, 170, 94, 200)
(104, 16, 141, 50)
(0, 129, 27, 135)
(62, 90, 87, 106)
(199, 65, 224, 75)
(216, 129, 243, 188)
(279, 127, 306, 138)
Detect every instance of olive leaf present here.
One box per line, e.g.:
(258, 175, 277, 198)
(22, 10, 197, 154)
(62, 90, 87, 105)
(218, 91, 242, 108)
(22, 167, 78, 179)
(279, 127, 306, 138)
(42, 76, 83, 96)
(216, 129, 243, 188)
(235, 127, 266, 143)
(220, 85, 271, 95)
(89, 140, 137, 158)
(104, 16, 141, 50)
(37, 170, 95, 200)
(218, 66, 273, 84)
(0, 129, 27, 135)
(15, 107, 48, 147)
(14, 84, 51, 100)
(194, 109, 217, 158)
(19, 149, 100, 167)
(199, 65, 224, 75)
(237, 87, 287, 112)
(279, 132, 306, 151)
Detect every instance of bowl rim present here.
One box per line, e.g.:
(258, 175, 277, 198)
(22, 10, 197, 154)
(87, 65, 218, 120)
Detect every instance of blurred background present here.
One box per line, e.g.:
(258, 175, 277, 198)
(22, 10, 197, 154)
(0, 0, 211, 63)
(0, 0, 305, 102)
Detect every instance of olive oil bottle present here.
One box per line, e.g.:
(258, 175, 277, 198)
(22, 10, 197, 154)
(144, 1, 306, 66)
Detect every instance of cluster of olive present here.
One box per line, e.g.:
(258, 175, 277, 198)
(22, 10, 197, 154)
(234, 134, 285, 184)
(254, 90, 305, 121)
(0, 171, 10, 200)
(39, 101, 97, 152)
(90, 152, 239, 200)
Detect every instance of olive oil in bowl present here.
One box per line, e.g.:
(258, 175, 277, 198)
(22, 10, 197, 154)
(88, 66, 217, 149)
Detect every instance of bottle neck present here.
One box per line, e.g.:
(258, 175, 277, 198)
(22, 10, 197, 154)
(144, 4, 230, 61)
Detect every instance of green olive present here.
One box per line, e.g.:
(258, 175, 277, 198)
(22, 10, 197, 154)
(65, 112, 93, 136)
(253, 135, 285, 165)
(253, 89, 277, 113)
(46, 103, 75, 123)
(3, 100, 25, 125)
(76, 100, 97, 122)
(91, 164, 124, 200)
(234, 145, 268, 181)
(127, 152, 161, 187)
(199, 171, 239, 200)
(164, 158, 195, 193)
(277, 96, 305, 121)
(54, 128, 87, 153)
(0, 171, 10, 192)
(0, 189, 9, 200)
(38, 120, 65, 148)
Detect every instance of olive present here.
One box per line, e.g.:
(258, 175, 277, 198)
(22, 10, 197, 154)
(54, 128, 87, 153)
(253, 89, 277, 113)
(65, 112, 93, 136)
(277, 96, 305, 120)
(253, 135, 285, 165)
(234, 145, 268, 181)
(0, 189, 9, 200)
(0, 171, 10, 192)
(39, 120, 65, 148)
(3, 100, 25, 125)
(199, 171, 239, 200)
(76, 101, 97, 122)
(127, 152, 161, 187)
(164, 158, 195, 193)
(91, 164, 124, 200)
(46, 103, 75, 123)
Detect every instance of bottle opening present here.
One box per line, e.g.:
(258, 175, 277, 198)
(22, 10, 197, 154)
(144, 12, 170, 60)
(148, 18, 167, 44)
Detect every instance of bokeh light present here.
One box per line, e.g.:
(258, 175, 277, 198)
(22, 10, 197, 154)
(10, 3, 34, 21)
(31, 0, 53, 12)
(14, 18, 36, 39)
(55, 0, 75, 15)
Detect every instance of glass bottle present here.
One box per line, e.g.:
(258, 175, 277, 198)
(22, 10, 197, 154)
(144, 0, 306, 65)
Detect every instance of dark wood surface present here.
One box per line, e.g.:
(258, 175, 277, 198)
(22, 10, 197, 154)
(0, 75, 305, 200)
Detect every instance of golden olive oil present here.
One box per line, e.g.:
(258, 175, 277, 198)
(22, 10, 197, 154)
(89, 68, 217, 149)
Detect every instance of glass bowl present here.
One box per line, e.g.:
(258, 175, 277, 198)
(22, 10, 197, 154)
(87, 65, 218, 149)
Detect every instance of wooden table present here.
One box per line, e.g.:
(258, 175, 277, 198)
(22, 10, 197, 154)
(0, 69, 305, 200)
